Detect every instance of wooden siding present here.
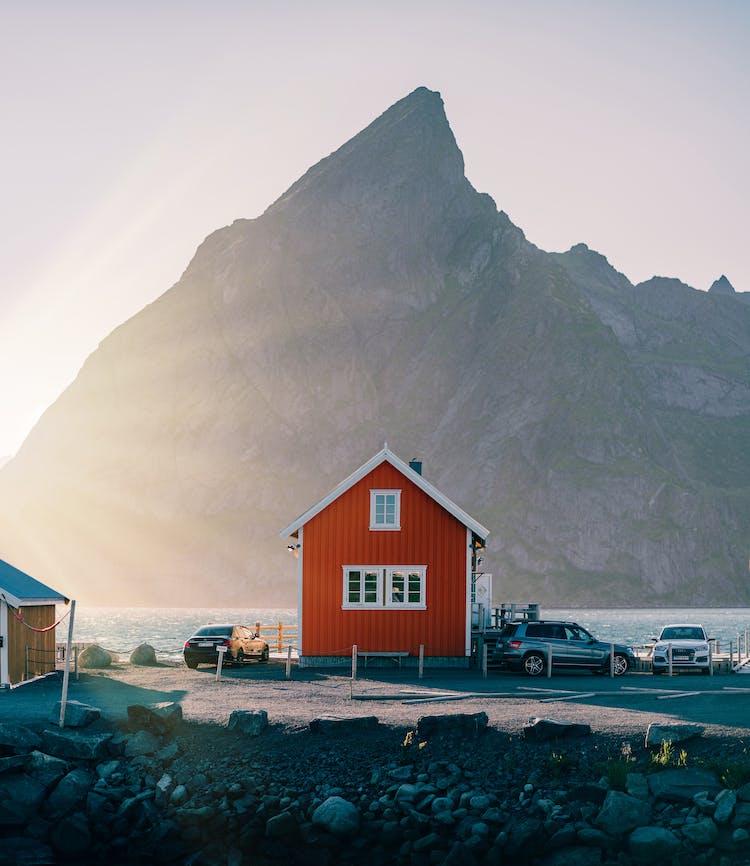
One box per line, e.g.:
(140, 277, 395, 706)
(8, 605, 56, 684)
(302, 463, 468, 657)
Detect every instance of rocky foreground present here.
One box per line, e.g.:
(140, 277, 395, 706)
(2, 699, 750, 865)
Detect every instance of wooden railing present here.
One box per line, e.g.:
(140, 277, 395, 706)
(254, 621, 298, 653)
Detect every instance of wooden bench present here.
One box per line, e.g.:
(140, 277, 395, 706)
(357, 650, 409, 668)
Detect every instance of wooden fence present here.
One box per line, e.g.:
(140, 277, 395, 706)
(254, 622, 297, 653)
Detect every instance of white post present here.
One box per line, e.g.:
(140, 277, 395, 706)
(482, 643, 488, 680)
(730, 640, 735, 669)
(667, 642, 673, 676)
(59, 600, 76, 728)
(546, 645, 552, 678)
(418, 644, 424, 680)
(708, 640, 714, 677)
(610, 643, 615, 678)
(285, 645, 292, 679)
(351, 644, 358, 680)
(215, 645, 227, 681)
(738, 634, 743, 663)
(745, 630, 748, 659)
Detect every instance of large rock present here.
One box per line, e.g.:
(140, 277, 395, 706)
(227, 710, 268, 736)
(129, 643, 158, 666)
(681, 818, 719, 845)
(127, 702, 182, 736)
(595, 790, 651, 836)
(43, 767, 94, 819)
(40, 729, 112, 761)
(523, 718, 591, 742)
(78, 644, 112, 669)
(416, 712, 488, 739)
(0, 724, 42, 752)
(647, 768, 723, 803)
(52, 700, 100, 728)
(311, 796, 360, 836)
(309, 715, 378, 734)
(645, 723, 704, 747)
(628, 826, 680, 863)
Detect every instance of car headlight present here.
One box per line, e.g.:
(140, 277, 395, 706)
(697, 644, 709, 653)
(654, 644, 666, 653)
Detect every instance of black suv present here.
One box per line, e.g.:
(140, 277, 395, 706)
(183, 624, 270, 669)
(493, 620, 634, 677)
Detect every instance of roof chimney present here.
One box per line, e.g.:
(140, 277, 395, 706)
(408, 458, 422, 476)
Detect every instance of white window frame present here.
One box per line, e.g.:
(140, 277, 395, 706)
(369, 489, 401, 530)
(385, 566, 426, 609)
(342, 565, 426, 610)
(342, 566, 383, 608)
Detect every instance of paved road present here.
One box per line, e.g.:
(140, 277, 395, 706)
(2, 664, 749, 738)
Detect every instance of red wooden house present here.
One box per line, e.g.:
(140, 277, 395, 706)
(280, 447, 489, 667)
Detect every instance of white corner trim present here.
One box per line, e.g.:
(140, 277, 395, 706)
(465, 527, 473, 657)
(0, 598, 9, 686)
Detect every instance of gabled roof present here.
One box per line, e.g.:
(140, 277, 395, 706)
(280, 446, 490, 541)
(0, 558, 68, 608)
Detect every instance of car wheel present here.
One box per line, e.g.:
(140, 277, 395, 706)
(522, 652, 547, 677)
(185, 659, 198, 669)
(259, 647, 269, 663)
(612, 654, 629, 676)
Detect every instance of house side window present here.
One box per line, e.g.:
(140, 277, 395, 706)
(343, 566, 426, 609)
(369, 490, 401, 530)
(345, 568, 381, 606)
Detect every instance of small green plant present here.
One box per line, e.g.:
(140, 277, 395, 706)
(400, 729, 426, 762)
(651, 740, 674, 767)
(706, 758, 750, 789)
(677, 748, 688, 769)
(546, 751, 577, 779)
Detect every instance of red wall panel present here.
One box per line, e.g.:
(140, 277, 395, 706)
(301, 463, 468, 657)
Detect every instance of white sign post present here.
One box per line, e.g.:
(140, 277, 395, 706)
(59, 600, 77, 728)
(215, 645, 228, 681)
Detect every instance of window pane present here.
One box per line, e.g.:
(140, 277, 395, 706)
(384, 495, 395, 524)
(364, 569, 378, 603)
(375, 495, 385, 523)
(407, 571, 422, 603)
(347, 571, 361, 603)
(391, 571, 405, 603)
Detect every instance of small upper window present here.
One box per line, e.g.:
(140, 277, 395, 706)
(370, 489, 401, 530)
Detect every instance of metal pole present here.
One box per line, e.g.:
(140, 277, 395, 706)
(59, 600, 76, 728)
(546, 645, 552, 678)
(708, 640, 714, 677)
(668, 642, 673, 677)
(482, 643, 488, 679)
(351, 644, 358, 681)
(610, 643, 615, 678)
(285, 645, 292, 679)
(418, 644, 424, 680)
(730, 640, 734, 669)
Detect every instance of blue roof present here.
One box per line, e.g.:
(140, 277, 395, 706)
(0, 558, 67, 604)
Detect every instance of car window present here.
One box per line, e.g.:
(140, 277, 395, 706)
(565, 625, 588, 641)
(498, 624, 518, 638)
(661, 626, 704, 641)
(195, 625, 232, 637)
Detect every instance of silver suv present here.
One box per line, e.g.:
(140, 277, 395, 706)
(493, 620, 634, 677)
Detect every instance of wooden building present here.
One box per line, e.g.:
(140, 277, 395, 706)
(0, 558, 69, 688)
(280, 447, 489, 667)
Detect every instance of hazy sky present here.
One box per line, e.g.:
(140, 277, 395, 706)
(1, 0, 748, 457)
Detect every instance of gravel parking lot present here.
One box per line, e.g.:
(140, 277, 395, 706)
(3, 661, 750, 744)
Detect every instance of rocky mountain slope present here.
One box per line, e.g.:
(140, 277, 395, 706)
(0, 87, 748, 606)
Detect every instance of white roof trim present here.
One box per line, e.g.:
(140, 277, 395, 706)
(280, 447, 490, 541)
(1, 591, 66, 608)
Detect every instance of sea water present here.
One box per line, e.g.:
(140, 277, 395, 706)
(54, 606, 750, 661)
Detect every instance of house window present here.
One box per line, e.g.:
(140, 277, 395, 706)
(343, 566, 426, 609)
(370, 490, 401, 530)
